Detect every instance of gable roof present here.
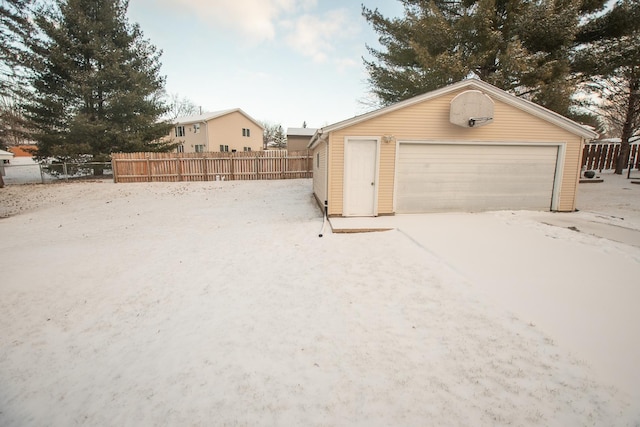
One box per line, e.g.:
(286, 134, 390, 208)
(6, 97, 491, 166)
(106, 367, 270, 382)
(175, 108, 264, 129)
(0, 149, 15, 160)
(309, 79, 598, 149)
(287, 127, 317, 137)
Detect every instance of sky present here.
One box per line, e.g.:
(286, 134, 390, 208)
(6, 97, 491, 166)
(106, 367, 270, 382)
(126, 0, 404, 129)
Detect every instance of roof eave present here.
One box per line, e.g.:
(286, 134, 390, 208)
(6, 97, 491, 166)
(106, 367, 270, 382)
(308, 130, 324, 150)
(317, 79, 598, 140)
(175, 108, 265, 130)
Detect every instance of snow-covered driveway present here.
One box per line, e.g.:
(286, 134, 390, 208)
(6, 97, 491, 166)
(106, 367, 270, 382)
(1, 177, 639, 426)
(330, 172, 640, 403)
(389, 210, 640, 402)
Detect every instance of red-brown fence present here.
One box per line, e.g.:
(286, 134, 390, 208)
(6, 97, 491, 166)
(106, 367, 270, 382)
(111, 150, 312, 183)
(582, 141, 640, 171)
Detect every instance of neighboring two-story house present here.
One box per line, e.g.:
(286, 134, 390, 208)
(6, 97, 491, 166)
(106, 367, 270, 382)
(172, 109, 264, 153)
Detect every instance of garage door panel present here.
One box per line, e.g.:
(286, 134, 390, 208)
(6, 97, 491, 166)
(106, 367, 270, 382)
(397, 143, 558, 213)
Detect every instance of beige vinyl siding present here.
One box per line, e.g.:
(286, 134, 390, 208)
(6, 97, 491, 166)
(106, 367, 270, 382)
(312, 140, 327, 206)
(326, 133, 396, 216)
(378, 136, 396, 214)
(287, 136, 311, 152)
(560, 138, 584, 211)
(208, 111, 263, 152)
(173, 123, 208, 153)
(327, 133, 343, 216)
(326, 88, 584, 215)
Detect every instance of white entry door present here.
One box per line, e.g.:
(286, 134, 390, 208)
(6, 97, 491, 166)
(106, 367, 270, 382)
(344, 139, 378, 216)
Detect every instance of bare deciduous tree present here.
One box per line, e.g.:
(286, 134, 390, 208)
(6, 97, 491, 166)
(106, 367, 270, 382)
(165, 92, 200, 120)
(261, 122, 286, 149)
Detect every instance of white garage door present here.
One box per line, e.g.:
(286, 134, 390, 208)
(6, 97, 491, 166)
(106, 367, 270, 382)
(396, 143, 559, 213)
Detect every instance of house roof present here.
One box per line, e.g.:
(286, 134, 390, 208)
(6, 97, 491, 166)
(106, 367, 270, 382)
(287, 127, 317, 137)
(0, 149, 15, 160)
(308, 79, 599, 149)
(175, 108, 264, 129)
(8, 145, 37, 157)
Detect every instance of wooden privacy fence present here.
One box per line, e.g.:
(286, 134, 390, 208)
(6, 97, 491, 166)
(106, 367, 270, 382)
(111, 150, 312, 183)
(582, 141, 640, 171)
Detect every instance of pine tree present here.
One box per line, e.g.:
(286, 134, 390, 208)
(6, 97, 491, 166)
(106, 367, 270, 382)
(363, 0, 607, 115)
(273, 125, 286, 149)
(261, 122, 287, 149)
(574, 0, 640, 174)
(23, 0, 174, 163)
(0, 0, 34, 148)
(0, 0, 32, 96)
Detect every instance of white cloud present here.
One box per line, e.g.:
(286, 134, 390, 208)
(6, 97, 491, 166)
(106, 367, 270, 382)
(151, 1, 359, 66)
(157, 0, 316, 42)
(335, 57, 358, 70)
(283, 8, 360, 65)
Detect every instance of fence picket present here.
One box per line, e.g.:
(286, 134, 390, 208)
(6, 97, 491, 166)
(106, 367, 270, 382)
(582, 142, 640, 171)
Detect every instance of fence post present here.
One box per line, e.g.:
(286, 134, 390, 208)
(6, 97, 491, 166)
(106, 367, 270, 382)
(255, 152, 259, 180)
(146, 155, 151, 182)
(176, 157, 182, 182)
(202, 155, 208, 181)
(229, 153, 234, 181)
(281, 152, 286, 180)
(112, 159, 117, 183)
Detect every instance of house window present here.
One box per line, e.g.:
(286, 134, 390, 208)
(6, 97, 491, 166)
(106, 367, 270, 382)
(220, 145, 229, 152)
(175, 126, 185, 137)
(177, 145, 184, 153)
(243, 147, 251, 152)
(194, 144, 205, 153)
(242, 128, 251, 137)
(193, 123, 200, 134)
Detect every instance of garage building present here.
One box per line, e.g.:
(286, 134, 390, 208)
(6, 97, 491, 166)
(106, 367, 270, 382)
(308, 79, 597, 217)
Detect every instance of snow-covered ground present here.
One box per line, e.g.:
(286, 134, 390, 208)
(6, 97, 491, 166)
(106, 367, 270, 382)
(1, 174, 639, 426)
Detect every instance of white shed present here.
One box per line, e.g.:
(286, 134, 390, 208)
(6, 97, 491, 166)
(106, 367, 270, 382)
(0, 149, 14, 162)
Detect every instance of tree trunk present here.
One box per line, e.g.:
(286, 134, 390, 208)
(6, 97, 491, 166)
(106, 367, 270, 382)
(615, 141, 631, 174)
(615, 76, 639, 174)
